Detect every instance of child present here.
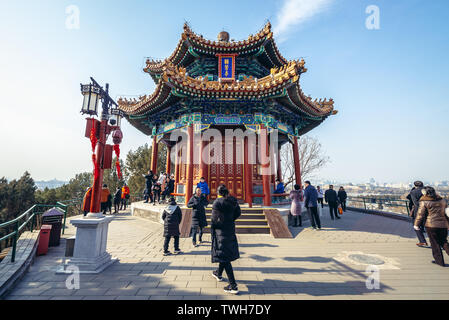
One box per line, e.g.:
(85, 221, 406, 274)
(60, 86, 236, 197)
(152, 182, 162, 205)
(162, 197, 183, 256)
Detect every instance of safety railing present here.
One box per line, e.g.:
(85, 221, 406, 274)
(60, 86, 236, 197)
(346, 196, 410, 216)
(0, 198, 83, 263)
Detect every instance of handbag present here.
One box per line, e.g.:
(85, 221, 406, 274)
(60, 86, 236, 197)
(338, 206, 343, 215)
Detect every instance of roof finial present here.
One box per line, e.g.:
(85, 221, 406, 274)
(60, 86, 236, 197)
(217, 31, 230, 42)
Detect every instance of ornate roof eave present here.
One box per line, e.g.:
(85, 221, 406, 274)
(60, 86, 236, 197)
(120, 59, 335, 119)
(276, 82, 336, 118)
(143, 21, 288, 77)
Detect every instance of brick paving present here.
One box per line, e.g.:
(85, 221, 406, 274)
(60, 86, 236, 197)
(4, 207, 449, 300)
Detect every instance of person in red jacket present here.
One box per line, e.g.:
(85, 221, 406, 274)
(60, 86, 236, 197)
(120, 183, 130, 210)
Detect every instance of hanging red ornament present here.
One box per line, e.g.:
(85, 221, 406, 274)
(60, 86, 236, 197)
(113, 144, 120, 158)
(92, 154, 99, 180)
(90, 125, 97, 153)
(113, 144, 122, 180)
(115, 160, 122, 180)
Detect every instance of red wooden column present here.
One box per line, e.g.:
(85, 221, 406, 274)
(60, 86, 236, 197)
(185, 124, 194, 205)
(150, 135, 158, 173)
(244, 136, 253, 207)
(166, 145, 172, 175)
(292, 136, 302, 188)
(200, 139, 208, 182)
(174, 142, 180, 193)
(260, 124, 272, 206)
(277, 144, 282, 181)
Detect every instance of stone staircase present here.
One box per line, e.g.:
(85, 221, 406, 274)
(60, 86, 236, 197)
(203, 208, 270, 234)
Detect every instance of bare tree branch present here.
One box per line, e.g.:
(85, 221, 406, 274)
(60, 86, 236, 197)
(280, 136, 329, 189)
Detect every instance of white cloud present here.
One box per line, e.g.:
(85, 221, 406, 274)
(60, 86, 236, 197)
(273, 0, 334, 41)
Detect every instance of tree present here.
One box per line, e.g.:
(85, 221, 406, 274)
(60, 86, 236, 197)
(0, 172, 36, 250)
(124, 143, 167, 195)
(281, 136, 330, 190)
(103, 157, 125, 195)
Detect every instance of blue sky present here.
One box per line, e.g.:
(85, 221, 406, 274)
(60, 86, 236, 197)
(0, 0, 448, 183)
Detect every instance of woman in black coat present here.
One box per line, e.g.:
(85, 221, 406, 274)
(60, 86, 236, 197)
(338, 187, 348, 212)
(187, 187, 209, 246)
(210, 185, 241, 294)
(162, 197, 183, 255)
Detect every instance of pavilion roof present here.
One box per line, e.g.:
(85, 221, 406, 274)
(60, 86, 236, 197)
(143, 22, 288, 79)
(118, 59, 335, 119)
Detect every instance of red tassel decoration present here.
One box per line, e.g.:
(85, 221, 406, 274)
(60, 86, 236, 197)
(113, 144, 120, 158)
(113, 144, 122, 180)
(92, 154, 99, 180)
(90, 125, 97, 153)
(115, 160, 122, 180)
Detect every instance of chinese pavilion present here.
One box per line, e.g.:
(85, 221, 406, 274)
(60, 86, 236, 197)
(118, 22, 336, 206)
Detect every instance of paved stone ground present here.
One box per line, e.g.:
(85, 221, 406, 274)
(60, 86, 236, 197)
(4, 207, 449, 300)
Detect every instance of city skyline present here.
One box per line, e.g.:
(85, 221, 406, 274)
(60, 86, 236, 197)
(1, 0, 448, 182)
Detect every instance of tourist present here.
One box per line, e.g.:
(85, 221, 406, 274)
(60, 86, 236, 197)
(211, 184, 241, 295)
(303, 181, 321, 230)
(197, 177, 210, 199)
(100, 184, 111, 215)
(162, 197, 183, 256)
(289, 184, 303, 227)
(338, 187, 348, 212)
(325, 185, 341, 220)
(162, 175, 174, 202)
(143, 187, 151, 204)
(120, 183, 130, 210)
(158, 172, 167, 186)
(273, 179, 285, 203)
(143, 170, 154, 203)
(414, 186, 449, 266)
(409, 181, 428, 247)
(152, 181, 162, 205)
(82, 186, 92, 217)
(113, 187, 122, 214)
(187, 187, 209, 247)
(317, 186, 324, 209)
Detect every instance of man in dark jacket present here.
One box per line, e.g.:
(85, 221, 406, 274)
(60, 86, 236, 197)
(211, 185, 241, 295)
(409, 181, 428, 247)
(303, 181, 321, 229)
(338, 187, 348, 212)
(113, 187, 122, 214)
(143, 170, 154, 203)
(162, 197, 183, 255)
(187, 187, 209, 246)
(325, 185, 341, 220)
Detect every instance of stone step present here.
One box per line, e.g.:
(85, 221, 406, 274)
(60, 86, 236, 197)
(205, 208, 264, 214)
(206, 213, 265, 220)
(206, 219, 268, 226)
(203, 225, 271, 234)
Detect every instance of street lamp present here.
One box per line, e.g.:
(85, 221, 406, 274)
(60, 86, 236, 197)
(80, 84, 101, 116)
(80, 77, 123, 217)
(110, 107, 125, 128)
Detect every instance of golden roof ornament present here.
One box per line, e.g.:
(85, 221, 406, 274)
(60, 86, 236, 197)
(217, 31, 230, 42)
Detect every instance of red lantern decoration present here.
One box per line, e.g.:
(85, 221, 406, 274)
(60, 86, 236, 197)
(112, 128, 123, 145)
